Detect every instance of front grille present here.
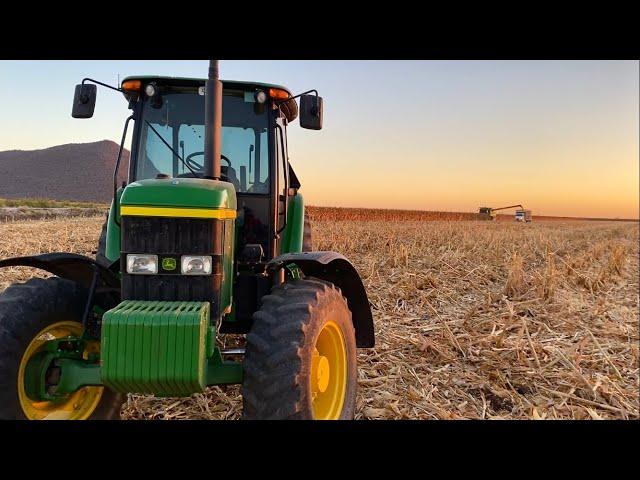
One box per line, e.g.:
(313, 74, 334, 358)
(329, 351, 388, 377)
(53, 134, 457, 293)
(121, 216, 224, 312)
(121, 216, 221, 255)
(122, 275, 216, 303)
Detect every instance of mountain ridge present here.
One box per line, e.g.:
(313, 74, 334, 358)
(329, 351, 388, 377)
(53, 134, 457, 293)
(0, 140, 129, 203)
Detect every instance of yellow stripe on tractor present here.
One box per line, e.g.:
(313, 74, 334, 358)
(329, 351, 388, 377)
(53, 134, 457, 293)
(120, 206, 237, 219)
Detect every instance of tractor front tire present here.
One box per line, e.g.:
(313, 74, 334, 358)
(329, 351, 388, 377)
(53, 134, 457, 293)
(0, 277, 125, 420)
(242, 277, 357, 420)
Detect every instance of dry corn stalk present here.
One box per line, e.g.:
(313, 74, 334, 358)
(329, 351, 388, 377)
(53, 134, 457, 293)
(0, 214, 637, 420)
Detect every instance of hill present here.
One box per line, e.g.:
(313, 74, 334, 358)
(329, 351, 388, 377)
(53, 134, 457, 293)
(0, 140, 129, 203)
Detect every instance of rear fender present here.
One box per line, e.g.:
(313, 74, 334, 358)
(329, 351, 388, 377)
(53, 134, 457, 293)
(269, 251, 375, 348)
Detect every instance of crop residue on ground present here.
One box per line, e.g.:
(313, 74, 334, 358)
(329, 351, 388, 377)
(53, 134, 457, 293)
(0, 216, 637, 419)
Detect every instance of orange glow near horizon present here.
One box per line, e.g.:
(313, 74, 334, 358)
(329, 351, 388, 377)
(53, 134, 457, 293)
(286, 60, 639, 220)
(0, 60, 637, 219)
(292, 134, 639, 219)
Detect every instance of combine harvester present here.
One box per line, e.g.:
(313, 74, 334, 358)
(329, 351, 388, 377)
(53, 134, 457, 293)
(0, 60, 375, 420)
(479, 204, 532, 222)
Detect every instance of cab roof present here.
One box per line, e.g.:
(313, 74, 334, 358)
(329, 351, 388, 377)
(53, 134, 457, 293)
(121, 75, 293, 96)
(121, 75, 297, 122)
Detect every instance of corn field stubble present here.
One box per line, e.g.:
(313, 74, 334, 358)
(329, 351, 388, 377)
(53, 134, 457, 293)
(0, 215, 637, 419)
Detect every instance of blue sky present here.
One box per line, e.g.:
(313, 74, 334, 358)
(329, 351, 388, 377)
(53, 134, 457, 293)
(0, 60, 637, 217)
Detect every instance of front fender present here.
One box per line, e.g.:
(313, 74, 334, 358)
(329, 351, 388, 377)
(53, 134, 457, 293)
(269, 251, 375, 348)
(0, 253, 121, 293)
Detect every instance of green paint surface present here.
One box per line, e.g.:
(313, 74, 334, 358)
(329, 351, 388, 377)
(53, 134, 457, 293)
(280, 194, 305, 254)
(220, 219, 235, 313)
(206, 348, 243, 385)
(101, 300, 209, 396)
(105, 188, 123, 263)
(120, 177, 237, 210)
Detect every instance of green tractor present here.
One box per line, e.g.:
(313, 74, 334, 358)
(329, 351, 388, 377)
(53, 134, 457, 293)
(0, 61, 374, 420)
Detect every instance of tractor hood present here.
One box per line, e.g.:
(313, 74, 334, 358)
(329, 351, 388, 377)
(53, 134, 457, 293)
(120, 177, 237, 211)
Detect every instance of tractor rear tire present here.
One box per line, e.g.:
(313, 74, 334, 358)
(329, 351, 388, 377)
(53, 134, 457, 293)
(0, 277, 125, 420)
(96, 214, 110, 268)
(302, 212, 313, 252)
(242, 277, 357, 420)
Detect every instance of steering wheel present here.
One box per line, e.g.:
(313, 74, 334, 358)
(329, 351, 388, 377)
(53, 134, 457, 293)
(184, 152, 231, 172)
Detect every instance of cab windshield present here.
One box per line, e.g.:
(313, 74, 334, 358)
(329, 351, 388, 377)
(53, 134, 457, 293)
(134, 88, 269, 194)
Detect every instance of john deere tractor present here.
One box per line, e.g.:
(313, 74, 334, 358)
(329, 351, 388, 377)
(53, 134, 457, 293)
(0, 61, 374, 420)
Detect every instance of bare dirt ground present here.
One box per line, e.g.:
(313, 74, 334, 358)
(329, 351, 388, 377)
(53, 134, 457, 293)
(0, 216, 637, 419)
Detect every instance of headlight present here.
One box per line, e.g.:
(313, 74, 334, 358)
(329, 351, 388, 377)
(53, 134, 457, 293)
(126, 254, 158, 275)
(181, 255, 212, 275)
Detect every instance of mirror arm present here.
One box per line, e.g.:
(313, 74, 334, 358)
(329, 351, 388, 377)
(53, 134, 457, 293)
(113, 114, 135, 225)
(81, 78, 123, 93)
(275, 89, 318, 105)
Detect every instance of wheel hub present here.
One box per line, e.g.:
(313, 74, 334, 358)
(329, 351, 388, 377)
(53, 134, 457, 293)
(310, 321, 347, 420)
(311, 350, 330, 394)
(18, 321, 103, 420)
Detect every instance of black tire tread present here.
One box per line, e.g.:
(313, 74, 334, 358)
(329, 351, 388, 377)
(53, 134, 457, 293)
(0, 277, 125, 420)
(242, 277, 356, 420)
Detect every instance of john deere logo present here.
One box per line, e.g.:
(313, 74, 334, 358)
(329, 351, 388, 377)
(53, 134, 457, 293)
(162, 257, 177, 271)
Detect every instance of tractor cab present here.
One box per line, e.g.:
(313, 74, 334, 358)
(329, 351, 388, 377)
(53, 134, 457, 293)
(119, 76, 305, 262)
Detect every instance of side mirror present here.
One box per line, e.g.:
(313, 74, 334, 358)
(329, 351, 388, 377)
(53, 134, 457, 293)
(299, 94, 323, 130)
(72, 84, 97, 118)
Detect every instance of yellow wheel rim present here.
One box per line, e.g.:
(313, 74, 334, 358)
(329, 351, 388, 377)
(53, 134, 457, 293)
(18, 321, 104, 420)
(311, 321, 347, 420)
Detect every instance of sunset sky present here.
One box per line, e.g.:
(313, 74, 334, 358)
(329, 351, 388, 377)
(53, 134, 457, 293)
(0, 60, 637, 218)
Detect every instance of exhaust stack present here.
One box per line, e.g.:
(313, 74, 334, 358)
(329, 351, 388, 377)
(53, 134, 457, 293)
(204, 60, 222, 180)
